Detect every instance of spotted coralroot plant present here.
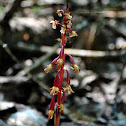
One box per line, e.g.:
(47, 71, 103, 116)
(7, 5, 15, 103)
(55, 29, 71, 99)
(44, 5, 80, 126)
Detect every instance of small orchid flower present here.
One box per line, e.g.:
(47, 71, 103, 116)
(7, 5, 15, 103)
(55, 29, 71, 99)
(69, 31, 78, 37)
(50, 86, 59, 95)
(65, 84, 74, 94)
(46, 110, 54, 120)
(65, 12, 72, 20)
(60, 25, 66, 34)
(64, 70, 74, 94)
(49, 20, 59, 29)
(50, 71, 60, 95)
(56, 9, 64, 17)
(46, 95, 55, 119)
(72, 64, 80, 72)
(44, 56, 59, 73)
(66, 19, 72, 26)
(67, 27, 78, 37)
(65, 54, 80, 72)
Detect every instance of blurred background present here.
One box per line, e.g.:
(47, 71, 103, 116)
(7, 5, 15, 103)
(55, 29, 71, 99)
(0, 0, 126, 126)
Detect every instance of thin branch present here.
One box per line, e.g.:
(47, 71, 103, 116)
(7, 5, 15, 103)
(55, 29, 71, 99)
(32, 75, 50, 92)
(0, 0, 23, 26)
(86, 23, 98, 49)
(57, 48, 125, 61)
(17, 43, 60, 76)
(74, 9, 126, 18)
(0, 75, 50, 93)
(16, 43, 60, 92)
(9, 44, 126, 60)
(0, 76, 29, 85)
(0, 39, 20, 63)
(0, 39, 51, 92)
(105, 22, 126, 39)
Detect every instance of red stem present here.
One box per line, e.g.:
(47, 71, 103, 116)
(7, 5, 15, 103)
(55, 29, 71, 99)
(54, 32, 65, 126)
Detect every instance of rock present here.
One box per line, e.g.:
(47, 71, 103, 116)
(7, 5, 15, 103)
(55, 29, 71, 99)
(0, 120, 9, 126)
(7, 104, 47, 126)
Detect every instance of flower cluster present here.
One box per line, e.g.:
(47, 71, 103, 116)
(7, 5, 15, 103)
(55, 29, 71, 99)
(44, 6, 80, 121)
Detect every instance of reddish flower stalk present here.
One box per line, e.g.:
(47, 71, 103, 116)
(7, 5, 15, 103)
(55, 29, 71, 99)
(44, 4, 79, 126)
